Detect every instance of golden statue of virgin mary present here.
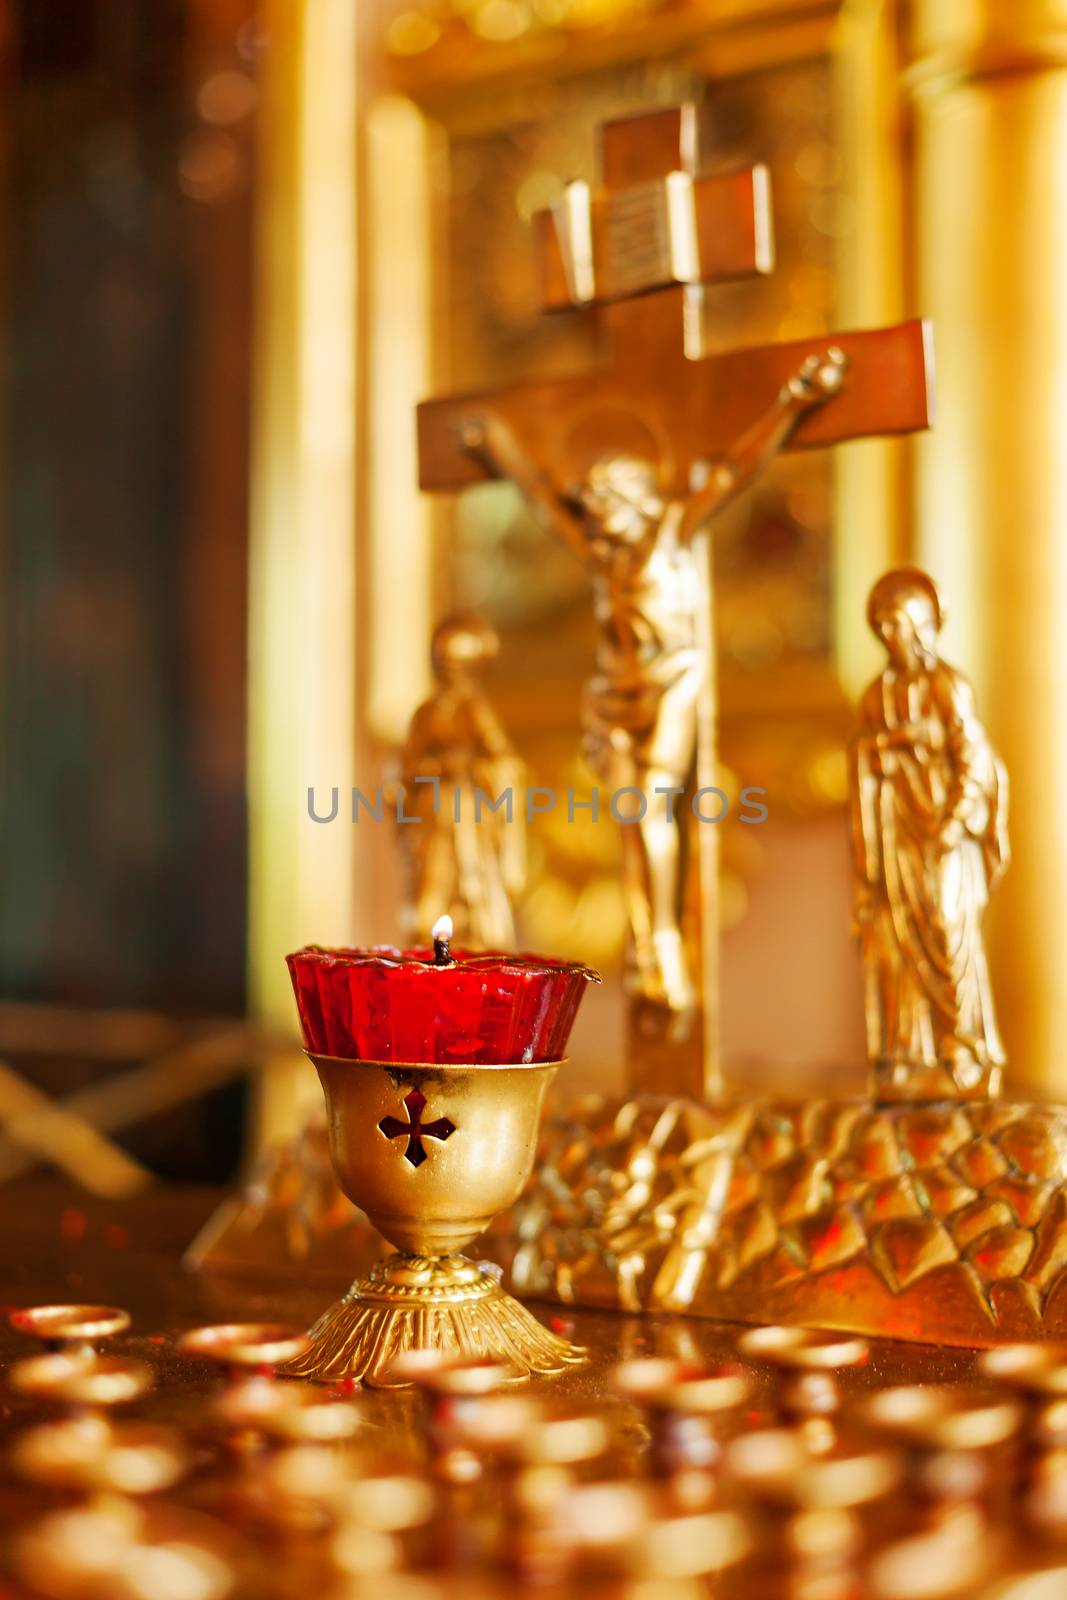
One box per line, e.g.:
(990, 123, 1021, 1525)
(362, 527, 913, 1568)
(851, 568, 1009, 1101)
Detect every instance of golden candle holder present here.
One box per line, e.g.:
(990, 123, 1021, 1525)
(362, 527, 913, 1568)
(282, 1054, 585, 1386)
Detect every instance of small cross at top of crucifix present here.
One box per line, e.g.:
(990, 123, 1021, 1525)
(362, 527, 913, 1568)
(419, 103, 932, 497)
(379, 1088, 456, 1169)
(535, 100, 773, 339)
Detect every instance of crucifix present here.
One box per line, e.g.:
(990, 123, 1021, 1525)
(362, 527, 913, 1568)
(417, 103, 933, 1103)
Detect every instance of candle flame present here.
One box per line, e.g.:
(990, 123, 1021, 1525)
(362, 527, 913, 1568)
(431, 914, 453, 943)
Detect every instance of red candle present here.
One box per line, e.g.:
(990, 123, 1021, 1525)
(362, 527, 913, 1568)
(286, 930, 599, 1066)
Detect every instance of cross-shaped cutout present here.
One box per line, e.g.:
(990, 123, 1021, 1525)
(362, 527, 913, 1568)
(378, 1088, 456, 1169)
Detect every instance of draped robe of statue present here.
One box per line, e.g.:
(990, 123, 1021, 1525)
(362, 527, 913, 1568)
(396, 616, 525, 950)
(851, 660, 1008, 1092)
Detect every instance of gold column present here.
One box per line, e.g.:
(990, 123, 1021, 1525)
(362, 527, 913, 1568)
(365, 95, 437, 746)
(246, 0, 360, 1148)
(833, 0, 912, 697)
(904, 0, 1067, 1096)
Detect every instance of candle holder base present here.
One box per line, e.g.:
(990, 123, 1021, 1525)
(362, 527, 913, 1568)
(281, 1251, 585, 1387)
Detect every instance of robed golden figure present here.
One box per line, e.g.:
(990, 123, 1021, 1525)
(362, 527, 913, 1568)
(851, 568, 1009, 1101)
(397, 613, 525, 949)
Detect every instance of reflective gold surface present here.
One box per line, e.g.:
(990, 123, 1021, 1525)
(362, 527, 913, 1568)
(8, 1355, 154, 1411)
(10, 1304, 131, 1350)
(188, 1061, 1067, 1353)
(285, 1054, 584, 1384)
(177, 1323, 312, 1371)
(245, 0, 360, 1157)
(311, 1054, 558, 1257)
(492, 1091, 1067, 1349)
(14, 1178, 1067, 1598)
(904, 0, 1067, 1104)
(396, 613, 526, 948)
(284, 1251, 583, 1387)
(851, 569, 1008, 1102)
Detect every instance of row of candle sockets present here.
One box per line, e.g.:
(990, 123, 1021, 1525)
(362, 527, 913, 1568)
(10, 1307, 1067, 1594)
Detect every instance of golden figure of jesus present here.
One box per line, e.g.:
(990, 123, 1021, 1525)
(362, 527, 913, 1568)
(459, 348, 847, 1017)
(851, 568, 1009, 1102)
(397, 613, 526, 949)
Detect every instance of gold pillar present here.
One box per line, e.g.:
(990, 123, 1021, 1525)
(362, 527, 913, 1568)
(365, 95, 437, 747)
(246, 0, 360, 1148)
(833, 0, 912, 696)
(904, 0, 1067, 1096)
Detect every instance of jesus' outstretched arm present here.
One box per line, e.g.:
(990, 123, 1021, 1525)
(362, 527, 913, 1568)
(680, 347, 849, 542)
(455, 411, 589, 565)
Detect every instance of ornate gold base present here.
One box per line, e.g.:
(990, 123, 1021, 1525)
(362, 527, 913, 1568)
(873, 1057, 1003, 1103)
(282, 1252, 586, 1387)
(495, 1093, 1067, 1350)
(190, 1091, 1067, 1352)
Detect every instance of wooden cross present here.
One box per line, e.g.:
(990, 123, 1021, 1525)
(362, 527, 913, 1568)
(379, 1088, 456, 1168)
(417, 104, 932, 1103)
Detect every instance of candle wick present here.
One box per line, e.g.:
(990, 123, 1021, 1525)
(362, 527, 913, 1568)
(431, 914, 454, 966)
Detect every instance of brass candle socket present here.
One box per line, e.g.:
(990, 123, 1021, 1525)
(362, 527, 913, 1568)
(391, 1352, 518, 1484)
(282, 1054, 585, 1386)
(177, 1323, 313, 1454)
(858, 1384, 1022, 1520)
(10, 1305, 131, 1362)
(613, 1356, 753, 1504)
